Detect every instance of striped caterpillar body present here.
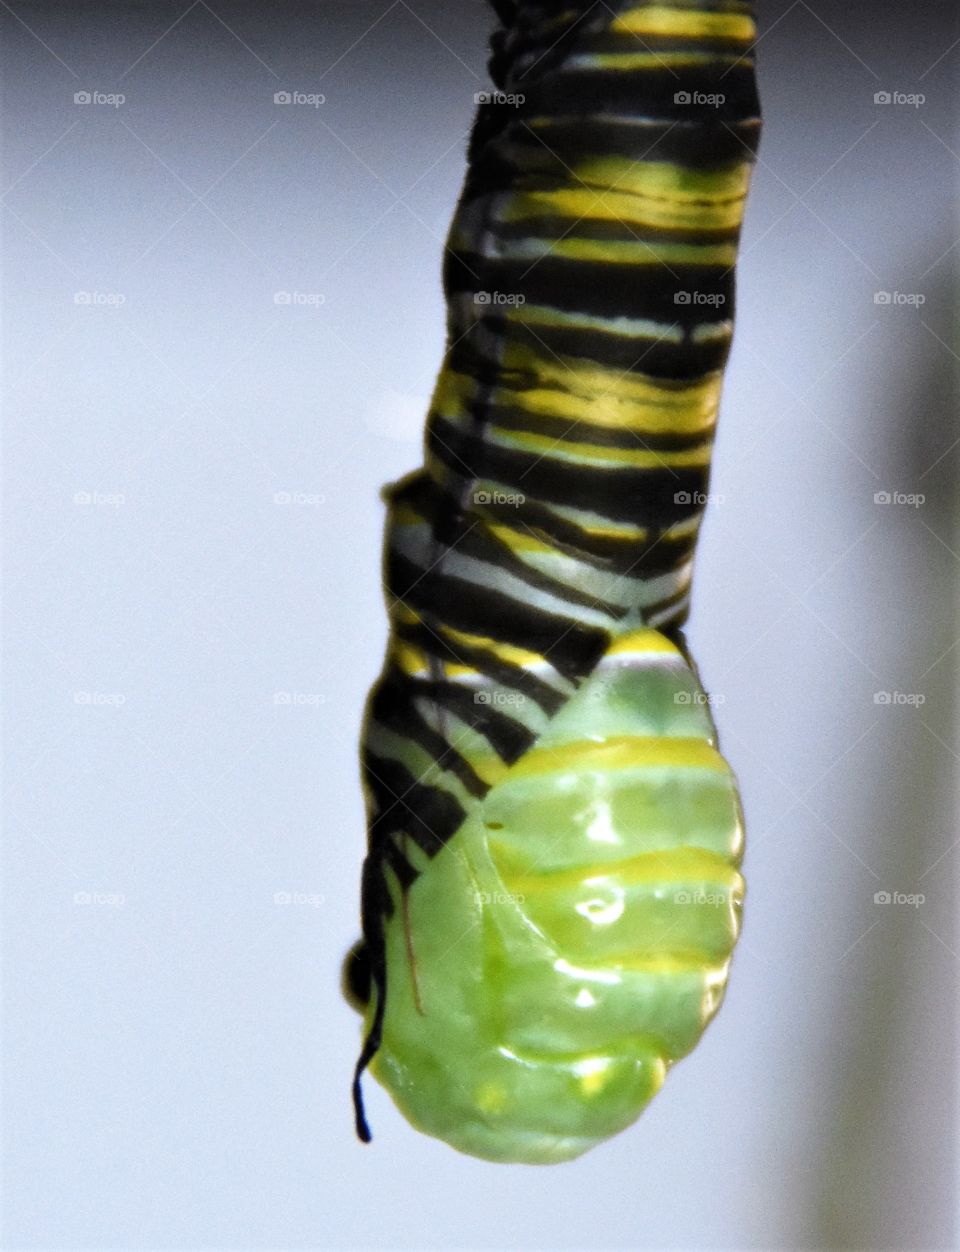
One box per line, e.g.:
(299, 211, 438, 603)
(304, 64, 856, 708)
(345, 0, 760, 1164)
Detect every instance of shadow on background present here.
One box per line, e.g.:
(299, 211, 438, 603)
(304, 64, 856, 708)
(814, 260, 958, 1251)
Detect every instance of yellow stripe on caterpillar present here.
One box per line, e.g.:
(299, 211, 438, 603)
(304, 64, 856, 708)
(612, 7, 756, 41)
(508, 736, 730, 780)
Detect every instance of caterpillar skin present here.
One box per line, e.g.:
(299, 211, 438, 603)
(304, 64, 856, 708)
(345, 0, 760, 1164)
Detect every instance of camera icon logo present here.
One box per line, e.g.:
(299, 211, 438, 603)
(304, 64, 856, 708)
(274, 91, 291, 104)
(674, 91, 691, 104)
(874, 91, 891, 105)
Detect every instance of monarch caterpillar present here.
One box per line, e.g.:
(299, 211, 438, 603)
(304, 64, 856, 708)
(344, 0, 761, 1164)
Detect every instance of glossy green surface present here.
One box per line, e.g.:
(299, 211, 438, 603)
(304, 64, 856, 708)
(365, 632, 744, 1163)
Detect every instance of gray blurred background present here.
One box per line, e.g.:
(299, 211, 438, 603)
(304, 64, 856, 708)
(2, 2, 957, 1249)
